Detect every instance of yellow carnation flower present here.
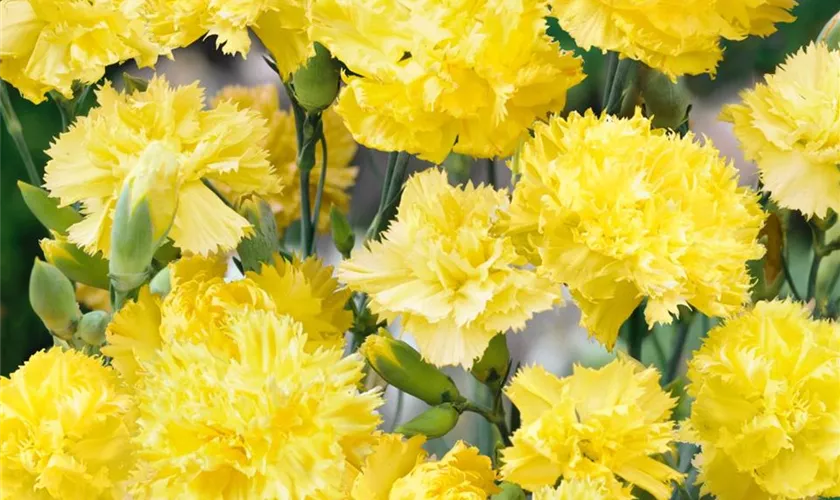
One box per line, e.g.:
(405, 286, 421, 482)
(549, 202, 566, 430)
(128, 309, 382, 498)
(338, 169, 561, 368)
(507, 110, 765, 348)
(722, 43, 840, 218)
(534, 477, 622, 500)
(310, 0, 585, 162)
(43, 76, 281, 257)
(0, 0, 158, 103)
(143, 0, 312, 75)
(213, 84, 359, 233)
(684, 300, 840, 499)
(0, 348, 136, 500)
(349, 433, 499, 499)
(104, 253, 352, 382)
(552, 0, 795, 78)
(501, 358, 682, 499)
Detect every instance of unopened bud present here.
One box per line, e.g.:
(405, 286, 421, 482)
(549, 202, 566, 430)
(149, 267, 172, 297)
(122, 73, 149, 94)
(819, 11, 840, 50)
(237, 196, 280, 272)
(639, 68, 692, 132)
(76, 310, 110, 346)
(360, 332, 462, 405)
(18, 181, 82, 234)
(292, 42, 341, 113)
(40, 234, 109, 289)
(330, 206, 355, 258)
(443, 152, 472, 185)
(395, 403, 460, 439)
(470, 333, 510, 390)
(110, 144, 178, 293)
(29, 258, 81, 340)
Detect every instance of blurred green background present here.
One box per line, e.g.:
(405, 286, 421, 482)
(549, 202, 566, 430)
(1, 1, 837, 375)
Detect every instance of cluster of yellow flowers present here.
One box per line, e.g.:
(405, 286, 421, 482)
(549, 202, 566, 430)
(3, 0, 840, 499)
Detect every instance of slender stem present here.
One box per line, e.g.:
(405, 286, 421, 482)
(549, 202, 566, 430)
(201, 178, 235, 209)
(780, 252, 803, 301)
(665, 318, 692, 385)
(808, 221, 825, 301)
(0, 81, 40, 185)
(486, 157, 496, 188)
(604, 58, 637, 116)
(628, 305, 646, 361)
(377, 152, 398, 213)
(300, 168, 313, 256)
(462, 401, 512, 447)
(367, 151, 410, 241)
(308, 134, 329, 255)
(651, 330, 668, 368)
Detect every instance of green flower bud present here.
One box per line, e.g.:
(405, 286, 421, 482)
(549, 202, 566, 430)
(330, 206, 355, 258)
(491, 483, 527, 500)
(470, 333, 510, 391)
(110, 183, 157, 293)
(29, 258, 81, 340)
(18, 181, 82, 235)
(76, 310, 110, 347)
(639, 68, 692, 132)
(818, 11, 840, 50)
(360, 333, 462, 405)
(149, 267, 172, 297)
(122, 73, 149, 94)
(292, 42, 341, 113)
(40, 234, 109, 290)
(395, 403, 460, 439)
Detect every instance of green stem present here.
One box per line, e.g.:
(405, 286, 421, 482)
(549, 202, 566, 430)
(366, 151, 410, 241)
(604, 58, 638, 116)
(0, 81, 40, 185)
(462, 401, 512, 447)
(308, 134, 328, 255)
(300, 167, 313, 256)
(602, 51, 618, 111)
(651, 329, 668, 368)
(665, 318, 691, 385)
(486, 157, 496, 188)
(808, 221, 825, 301)
(781, 252, 804, 301)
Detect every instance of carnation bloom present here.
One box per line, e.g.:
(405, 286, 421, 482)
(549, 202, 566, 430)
(104, 253, 352, 382)
(506, 110, 765, 348)
(214, 84, 358, 233)
(552, 0, 795, 78)
(501, 358, 682, 499)
(128, 309, 382, 498)
(0, 0, 158, 103)
(338, 169, 561, 368)
(0, 348, 135, 500)
(310, 0, 585, 162)
(722, 43, 840, 218)
(534, 477, 620, 500)
(43, 76, 281, 257)
(143, 0, 311, 75)
(684, 300, 840, 499)
(349, 433, 499, 499)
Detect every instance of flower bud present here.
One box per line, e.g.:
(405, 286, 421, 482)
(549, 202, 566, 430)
(639, 67, 692, 131)
(18, 181, 82, 234)
(470, 333, 510, 391)
(818, 11, 840, 50)
(110, 143, 178, 293)
(29, 258, 81, 340)
(76, 310, 110, 347)
(236, 196, 280, 272)
(292, 42, 341, 113)
(395, 403, 460, 439)
(443, 152, 472, 185)
(149, 267, 172, 297)
(330, 206, 355, 258)
(360, 333, 462, 405)
(40, 234, 109, 289)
